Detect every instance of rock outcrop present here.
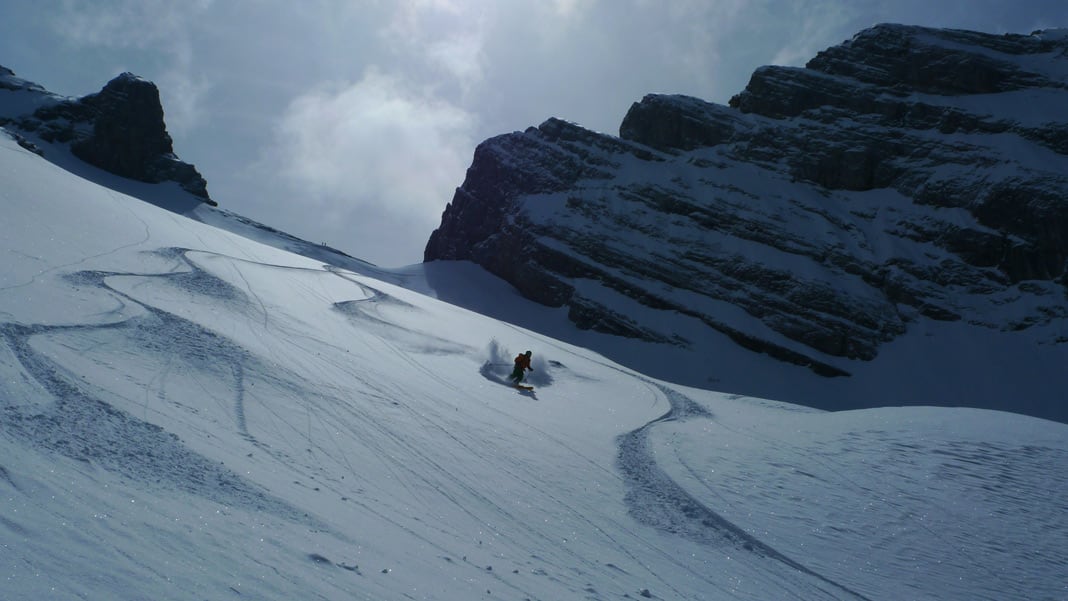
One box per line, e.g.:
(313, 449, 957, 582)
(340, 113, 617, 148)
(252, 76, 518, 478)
(1, 68, 214, 204)
(425, 24, 1068, 380)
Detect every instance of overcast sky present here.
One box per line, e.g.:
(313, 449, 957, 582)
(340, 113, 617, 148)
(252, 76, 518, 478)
(3, 1, 1068, 266)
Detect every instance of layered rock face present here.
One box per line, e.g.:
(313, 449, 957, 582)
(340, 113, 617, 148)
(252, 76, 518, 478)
(426, 24, 1068, 378)
(1, 68, 213, 204)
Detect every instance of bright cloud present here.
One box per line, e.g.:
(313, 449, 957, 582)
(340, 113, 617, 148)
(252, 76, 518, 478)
(263, 69, 475, 264)
(276, 69, 474, 209)
(427, 32, 487, 96)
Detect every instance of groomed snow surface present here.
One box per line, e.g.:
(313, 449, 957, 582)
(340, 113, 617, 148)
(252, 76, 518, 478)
(1, 135, 1066, 600)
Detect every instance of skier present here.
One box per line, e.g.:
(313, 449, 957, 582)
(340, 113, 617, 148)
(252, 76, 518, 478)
(510, 350, 533, 387)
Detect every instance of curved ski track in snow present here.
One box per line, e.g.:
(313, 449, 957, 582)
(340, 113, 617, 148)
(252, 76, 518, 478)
(618, 380, 873, 601)
(0, 249, 316, 525)
(5, 231, 1052, 600)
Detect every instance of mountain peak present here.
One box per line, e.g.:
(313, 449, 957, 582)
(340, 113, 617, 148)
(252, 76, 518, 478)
(425, 24, 1068, 421)
(0, 66, 214, 204)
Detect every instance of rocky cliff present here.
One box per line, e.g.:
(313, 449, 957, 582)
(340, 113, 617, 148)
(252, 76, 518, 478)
(425, 24, 1068, 394)
(0, 67, 213, 204)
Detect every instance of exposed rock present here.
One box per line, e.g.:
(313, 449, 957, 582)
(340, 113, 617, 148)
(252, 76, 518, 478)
(426, 24, 1068, 379)
(70, 73, 173, 176)
(1, 67, 214, 204)
(618, 94, 749, 151)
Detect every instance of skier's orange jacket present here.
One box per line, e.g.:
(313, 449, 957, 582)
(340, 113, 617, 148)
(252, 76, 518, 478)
(514, 354, 531, 370)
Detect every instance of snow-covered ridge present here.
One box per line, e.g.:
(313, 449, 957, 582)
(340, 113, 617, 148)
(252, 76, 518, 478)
(1034, 27, 1068, 42)
(0, 65, 62, 115)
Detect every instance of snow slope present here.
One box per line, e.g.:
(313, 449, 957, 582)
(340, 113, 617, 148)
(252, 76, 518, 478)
(1, 133, 1066, 600)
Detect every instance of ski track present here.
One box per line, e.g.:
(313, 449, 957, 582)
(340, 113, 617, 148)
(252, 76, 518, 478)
(487, 321, 864, 599)
(21, 249, 576, 597)
(332, 297, 723, 598)
(330, 294, 646, 595)
(618, 380, 874, 601)
(0, 249, 319, 526)
(4, 241, 1012, 599)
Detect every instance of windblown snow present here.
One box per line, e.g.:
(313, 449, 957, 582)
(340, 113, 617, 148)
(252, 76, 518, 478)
(0, 133, 1065, 600)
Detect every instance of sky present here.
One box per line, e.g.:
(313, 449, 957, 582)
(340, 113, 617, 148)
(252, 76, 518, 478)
(1, 131, 1066, 600)
(2, 1, 1068, 266)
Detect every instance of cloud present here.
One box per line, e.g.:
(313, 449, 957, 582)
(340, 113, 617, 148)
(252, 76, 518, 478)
(549, 0, 595, 19)
(52, 0, 214, 49)
(263, 69, 476, 265)
(154, 45, 210, 136)
(376, 0, 489, 99)
(764, 2, 863, 67)
(426, 32, 487, 96)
